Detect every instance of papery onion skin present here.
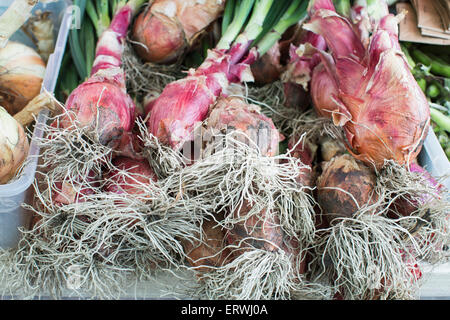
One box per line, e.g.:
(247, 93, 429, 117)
(0, 41, 45, 116)
(0, 106, 29, 184)
(288, 135, 317, 188)
(51, 170, 100, 205)
(281, 33, 327, 111)
(182, 218, 233, 274)
(225, 200, 285, 253)
(250, 42, 283, 85)
(305, 7, 430, 169)
(225, 200, 306, 277)
(316, 154, 378, 224)
(319, 135, 346, 162)
(131, 0, 225, 64)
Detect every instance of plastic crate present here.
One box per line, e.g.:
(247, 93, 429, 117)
(418, 129, 450, 190)
(0, 0, 72, 249)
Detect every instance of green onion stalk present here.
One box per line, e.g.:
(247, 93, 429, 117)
(411, 48, 450, 78)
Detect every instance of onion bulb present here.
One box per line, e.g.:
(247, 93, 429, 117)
(305, 7, 430, 169)
(103, 156, 157, 197)
(131, 0, 225, 64)
(0, 41, 45, 115)
(182, 218, 233, 274)
(316, 154, 378, 224)
(0, 106, 29, 184)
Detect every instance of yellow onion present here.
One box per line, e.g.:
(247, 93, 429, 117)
(131, 0, 225, 64)
(0, 41, 45, 115)
(0, 106, 29, 184)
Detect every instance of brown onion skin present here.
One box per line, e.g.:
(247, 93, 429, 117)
(182, 218, 233, 274)
(225, 201, 285, 253)
(250, 42, 283, 85)
(316, 154, 378, 225)
(131, 0, 225, 64)
(225, 200, 307, 278)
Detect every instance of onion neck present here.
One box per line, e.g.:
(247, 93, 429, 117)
(90, 0, 146, 76)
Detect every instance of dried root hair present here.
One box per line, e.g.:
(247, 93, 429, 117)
(191, 245, 322, 300)
(164, 132, 318, 245)
(0, 222, 134, 299)
(122, 40, 184, 101)
(137, 119, 187, 179)
(35, 107, 116, 185)
(309, 202, 425, 300)
(377, 161, 450, 264)
(0, 166, 207, 299)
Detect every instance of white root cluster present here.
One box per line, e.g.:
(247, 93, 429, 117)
(378, 161, 450, 264)
(162, 132, 318, 244)
(194, 248, 306, 300)
(0, 118, 208, 299)
(142, 130, 320, 299)
(309, 212, 425, 300)
(35, 109, 117, 184)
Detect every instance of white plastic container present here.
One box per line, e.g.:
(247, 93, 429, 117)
(418, 129, 450, 190)
(0, 0, 72, 248)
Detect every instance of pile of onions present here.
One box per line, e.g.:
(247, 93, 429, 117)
(131, 0, 225, 64)
(0, 41, 45, 116)
(0, 106, 29, 184)
(42, 0, 147, 177)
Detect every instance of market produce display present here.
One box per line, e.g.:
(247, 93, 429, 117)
(0, 0, 449, 301)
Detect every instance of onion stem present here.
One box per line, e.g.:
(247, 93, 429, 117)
(98, 0, 110, 33)
(69, 0, 88, 80)
(237, 0, 275, 44)
(216, 0, 255, 50)
(412, 48, 450, 78)
(0, 0, 38, 48)
(255, 0, 307, 56)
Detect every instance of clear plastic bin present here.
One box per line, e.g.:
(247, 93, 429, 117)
(418, 129, 450, 190)
(0, 0, 72, 248)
